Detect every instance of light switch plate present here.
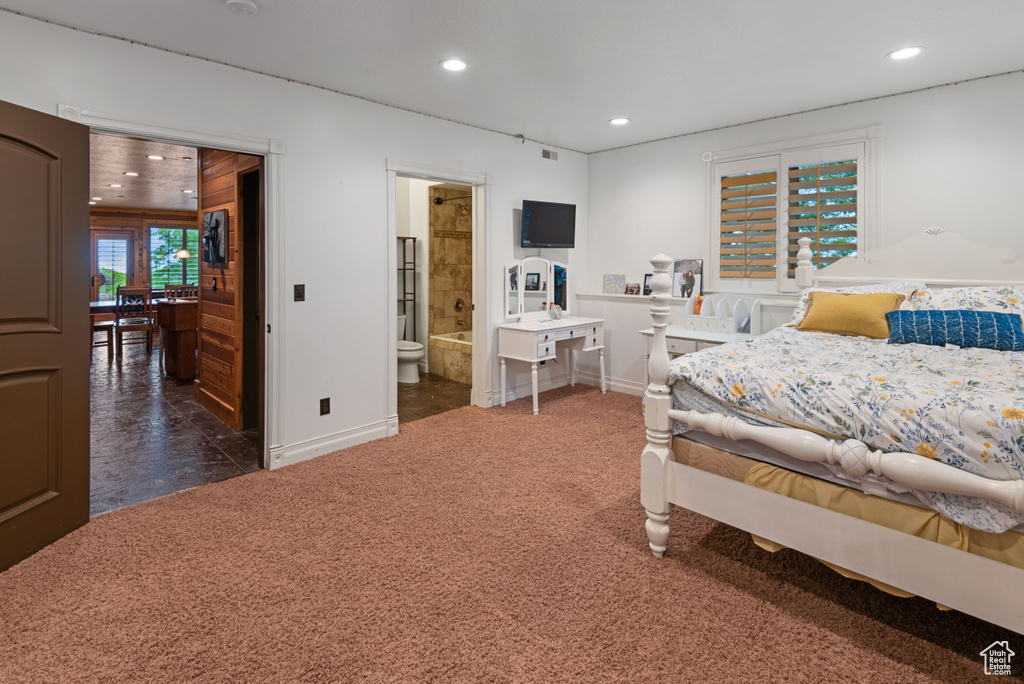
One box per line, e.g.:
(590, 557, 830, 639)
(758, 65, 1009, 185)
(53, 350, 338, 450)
(294, 284, 305, 302)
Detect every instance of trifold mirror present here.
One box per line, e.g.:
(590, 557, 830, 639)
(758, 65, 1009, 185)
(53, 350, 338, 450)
(504, 257, 568, 321)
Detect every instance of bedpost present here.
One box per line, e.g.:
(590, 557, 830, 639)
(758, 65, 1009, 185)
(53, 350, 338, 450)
(795, 236, 814, 289)
(641, 254, 675, 557)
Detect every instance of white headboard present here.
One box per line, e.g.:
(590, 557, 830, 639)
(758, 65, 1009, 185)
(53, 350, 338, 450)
(797, 228, 1024, 289)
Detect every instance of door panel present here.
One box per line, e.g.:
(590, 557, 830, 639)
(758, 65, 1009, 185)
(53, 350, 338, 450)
(0, 98, 90, 571)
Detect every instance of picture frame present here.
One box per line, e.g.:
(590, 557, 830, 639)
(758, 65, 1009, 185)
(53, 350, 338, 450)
(625, 283, 641, 295)
(525, 272, 541, 291)
(202, 209, 228, 265)
(643, 273, 653, 296)
(602, 274, 626, 295)
(672, 259, 703, 298)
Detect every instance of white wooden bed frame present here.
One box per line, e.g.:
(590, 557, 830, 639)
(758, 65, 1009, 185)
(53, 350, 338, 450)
(641, 228, 1024, 633)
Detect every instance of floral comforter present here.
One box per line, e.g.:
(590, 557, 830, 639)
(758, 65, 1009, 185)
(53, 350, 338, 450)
(669, 326, 1024, 533)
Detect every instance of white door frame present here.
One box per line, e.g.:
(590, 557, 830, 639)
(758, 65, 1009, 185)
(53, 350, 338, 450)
(57, 105, 284, 466)
(386, 160, 492, 431)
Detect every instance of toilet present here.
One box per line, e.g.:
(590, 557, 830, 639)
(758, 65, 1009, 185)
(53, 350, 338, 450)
(397, 314, 424, 383)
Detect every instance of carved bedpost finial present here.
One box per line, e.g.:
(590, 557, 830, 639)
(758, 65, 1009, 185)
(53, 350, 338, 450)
(795, 237, 813, 289)
(647, 254, 674, 397)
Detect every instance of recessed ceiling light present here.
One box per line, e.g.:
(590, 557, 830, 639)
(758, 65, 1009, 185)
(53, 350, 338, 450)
(109, 184, 122, 188)
(92, 197, 102, 201)
(226, 0, 258, 14)
(887, 46, 923, 60)
(147, 155, 164, 160)
(183, 189, 194, 194)
(124, 172, 139, 176)
(609, 118, 630, 126)
(88, 201, 96, 205)
(440, 59, 467, 72)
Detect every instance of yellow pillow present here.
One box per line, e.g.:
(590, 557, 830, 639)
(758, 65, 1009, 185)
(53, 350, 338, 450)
(796, 291, 906, 338)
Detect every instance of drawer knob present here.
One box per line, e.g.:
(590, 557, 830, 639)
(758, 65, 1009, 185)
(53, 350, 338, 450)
(570, 331, 574, 336)
(544, 334, 549, 340)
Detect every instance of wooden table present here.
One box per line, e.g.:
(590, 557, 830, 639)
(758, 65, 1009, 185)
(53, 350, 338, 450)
(157, 299, 198, 380)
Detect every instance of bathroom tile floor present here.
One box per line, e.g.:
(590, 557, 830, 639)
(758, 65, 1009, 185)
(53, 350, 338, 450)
(397, 373, 472, 424)
(89, 337, 260, 517)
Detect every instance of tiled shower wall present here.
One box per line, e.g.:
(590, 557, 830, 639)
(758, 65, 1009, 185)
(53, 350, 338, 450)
(427, 184, 473, 384)
(428, 185, 472, 336)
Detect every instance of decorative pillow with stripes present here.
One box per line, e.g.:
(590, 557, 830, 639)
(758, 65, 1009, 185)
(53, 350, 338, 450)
(885, 309, 1024, 351)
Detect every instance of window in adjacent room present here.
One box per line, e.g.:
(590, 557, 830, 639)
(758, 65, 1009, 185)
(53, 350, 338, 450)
(709, 128, 878, 292)
(149, 225, 199, 289)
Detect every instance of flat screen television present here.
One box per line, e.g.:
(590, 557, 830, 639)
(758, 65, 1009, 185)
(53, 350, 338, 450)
(521, 200, 576, 248)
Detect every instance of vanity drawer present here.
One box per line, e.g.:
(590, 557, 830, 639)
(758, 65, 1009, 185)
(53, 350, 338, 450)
(536, 330, 558, 343)
(537, 342, 556, 359)
(586, 335, 600, 348)
(567, 326, 588, 340)
(666, 338, 689, 354)
(699, 318, 715, 333)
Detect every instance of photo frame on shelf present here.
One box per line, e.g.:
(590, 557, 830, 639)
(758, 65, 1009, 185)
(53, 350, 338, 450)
(643, 273, 653, 296)
(625, 283, 641, 295)
(673, 259, 702, 298)
(602, 274, 626, 295)
(525, 272, 541, 291)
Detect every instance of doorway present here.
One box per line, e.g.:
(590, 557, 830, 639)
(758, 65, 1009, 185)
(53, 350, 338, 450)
(395, 180, 473, 423)
(387, 162, 490, 431)
(88, 133, 266, 514)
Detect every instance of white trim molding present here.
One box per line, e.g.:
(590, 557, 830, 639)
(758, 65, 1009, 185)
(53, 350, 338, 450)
(269, 420, 391, 469)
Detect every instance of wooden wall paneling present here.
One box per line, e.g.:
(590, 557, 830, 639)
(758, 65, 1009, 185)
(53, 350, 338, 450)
(194, 149, 259, 431)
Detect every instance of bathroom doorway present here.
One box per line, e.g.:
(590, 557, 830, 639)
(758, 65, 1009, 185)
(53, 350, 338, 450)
(394, 179, 474, 423)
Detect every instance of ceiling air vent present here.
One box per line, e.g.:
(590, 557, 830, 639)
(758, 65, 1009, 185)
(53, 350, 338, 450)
(541, 149, 558, 161)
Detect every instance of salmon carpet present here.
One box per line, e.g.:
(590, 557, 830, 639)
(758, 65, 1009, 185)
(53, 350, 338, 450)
(0, 386, 1018, 682)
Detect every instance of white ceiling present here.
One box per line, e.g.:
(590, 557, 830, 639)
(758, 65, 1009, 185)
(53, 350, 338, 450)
(4, 1, 1024, 153)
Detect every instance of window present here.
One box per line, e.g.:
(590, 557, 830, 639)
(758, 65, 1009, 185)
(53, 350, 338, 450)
(149, 225, 199, 290)
(786, 159, 858, 277)
(709, 129, 877, 291)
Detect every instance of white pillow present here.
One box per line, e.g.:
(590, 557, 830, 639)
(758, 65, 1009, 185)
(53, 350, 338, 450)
(906, 286, 1024, 317)
(788, 281, 927, 326)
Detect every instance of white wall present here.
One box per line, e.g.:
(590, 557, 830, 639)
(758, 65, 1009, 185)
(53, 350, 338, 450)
(580, 73, 1024, 392)
(395, 177, 430, 363)
(0, 12, 588, 461)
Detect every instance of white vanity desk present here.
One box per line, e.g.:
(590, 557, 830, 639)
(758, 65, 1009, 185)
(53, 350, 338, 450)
(498, 316, 606, 415)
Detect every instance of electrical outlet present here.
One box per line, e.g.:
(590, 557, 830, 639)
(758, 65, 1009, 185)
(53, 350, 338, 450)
(319, 397, 330, 415)
(294, 284, 305, 302)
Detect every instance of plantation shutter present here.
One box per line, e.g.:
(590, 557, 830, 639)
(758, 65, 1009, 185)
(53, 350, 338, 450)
(786, 159, 857, 276)
(719, 170, 778, 279)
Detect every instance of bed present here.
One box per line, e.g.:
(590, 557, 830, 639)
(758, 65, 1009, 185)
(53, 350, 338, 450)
(641, 228, 1024, 632)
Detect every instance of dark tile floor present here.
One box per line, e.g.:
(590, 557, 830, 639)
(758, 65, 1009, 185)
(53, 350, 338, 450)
(396, 373, 471, 423)
(90, 337, 260, 517)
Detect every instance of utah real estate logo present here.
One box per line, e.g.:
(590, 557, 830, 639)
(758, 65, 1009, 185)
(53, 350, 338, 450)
(980, 641, 1015, 676)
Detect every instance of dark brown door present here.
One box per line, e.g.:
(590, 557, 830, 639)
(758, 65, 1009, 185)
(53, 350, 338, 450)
(0, 99, 90, 571)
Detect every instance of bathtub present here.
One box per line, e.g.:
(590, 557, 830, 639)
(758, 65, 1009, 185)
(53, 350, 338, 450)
(429, 330, 473, 346)
(427, 331, 473, 384)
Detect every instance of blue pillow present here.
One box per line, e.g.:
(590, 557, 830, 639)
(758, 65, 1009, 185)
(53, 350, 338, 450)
(886, 309, 1024, 351)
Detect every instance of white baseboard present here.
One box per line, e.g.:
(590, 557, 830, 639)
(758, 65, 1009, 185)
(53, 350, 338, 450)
(576, 371, 645, 396)
(268, 419, 391, 469)
(483, 371, 644, 407)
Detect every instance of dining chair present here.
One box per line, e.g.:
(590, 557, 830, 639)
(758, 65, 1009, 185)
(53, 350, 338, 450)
(114, 286, 156, 357)
(90, 313, 114, 361)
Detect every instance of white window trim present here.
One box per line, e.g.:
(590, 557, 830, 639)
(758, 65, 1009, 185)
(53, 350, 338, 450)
(705, 126, 882, 293)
